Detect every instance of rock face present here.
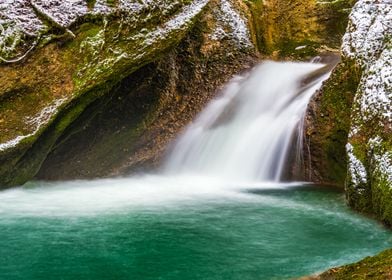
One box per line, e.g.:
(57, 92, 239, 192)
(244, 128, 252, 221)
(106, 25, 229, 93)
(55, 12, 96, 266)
(305, 0, 392, 225)
(343, 0, 392, 225)
(246, 0, 355, 58)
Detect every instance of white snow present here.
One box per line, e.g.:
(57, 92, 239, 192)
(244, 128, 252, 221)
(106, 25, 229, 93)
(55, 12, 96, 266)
(343, 0, 392, 189)
(0, 0, 190, 59)
(210, 0, 253, 48)
(144, 0, 209, 46)
(346, 143, 368, 188)
(368, 136, 392, 186)
(342, 0, 392, 66)
(0, 98, 67, 152)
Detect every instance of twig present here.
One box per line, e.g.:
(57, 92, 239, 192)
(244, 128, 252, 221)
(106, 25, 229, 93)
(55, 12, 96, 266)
(30, 0, 75, 39)
(0, 37, 39, 64)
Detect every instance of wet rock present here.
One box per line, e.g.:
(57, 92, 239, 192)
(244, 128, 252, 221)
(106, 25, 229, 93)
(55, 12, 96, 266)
(304, 0, 392, 225)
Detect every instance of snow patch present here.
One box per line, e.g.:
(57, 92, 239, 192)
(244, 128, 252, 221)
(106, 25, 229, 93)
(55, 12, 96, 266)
(343, 0, 392, 191)
(373, 152, 392, 184)
(144, 0, 209, 46)
(368, 136, 392, 186)
(0, 98, 67, 152)
(0, 0, 188, 59)
(346, 143, 368, 188)
(210, 0, 253, 48)
(342, 0, 392, 67)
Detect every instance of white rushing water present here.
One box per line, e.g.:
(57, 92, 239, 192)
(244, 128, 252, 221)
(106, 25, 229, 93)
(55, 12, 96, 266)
(164, 61, 331, 182)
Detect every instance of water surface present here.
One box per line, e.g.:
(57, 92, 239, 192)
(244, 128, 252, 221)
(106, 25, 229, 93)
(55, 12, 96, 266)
(0, 176, 390, 280)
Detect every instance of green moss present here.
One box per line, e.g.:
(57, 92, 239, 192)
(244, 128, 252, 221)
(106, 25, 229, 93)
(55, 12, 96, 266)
(0, 0, 208, 187)
(319, 249, 392, 280)
(306, 59, 362, 185)
(275, 39, 321, 60)
(372, 178, 392, 226)
(245, 0, 355, 59)
(86, 0, 97, 9)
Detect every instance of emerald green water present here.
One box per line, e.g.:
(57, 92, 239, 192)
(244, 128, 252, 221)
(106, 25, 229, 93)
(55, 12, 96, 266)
(0, 176, 391, 280)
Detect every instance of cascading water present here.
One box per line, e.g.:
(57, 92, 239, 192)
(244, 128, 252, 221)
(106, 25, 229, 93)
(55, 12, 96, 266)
(164, 61, 331, 182)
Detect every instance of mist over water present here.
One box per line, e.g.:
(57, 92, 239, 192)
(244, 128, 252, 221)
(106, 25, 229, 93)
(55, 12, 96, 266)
(0, 61, 391, 280)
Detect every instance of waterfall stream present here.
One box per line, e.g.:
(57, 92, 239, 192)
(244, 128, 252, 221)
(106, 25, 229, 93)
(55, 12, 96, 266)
(164, 61, 330, 181)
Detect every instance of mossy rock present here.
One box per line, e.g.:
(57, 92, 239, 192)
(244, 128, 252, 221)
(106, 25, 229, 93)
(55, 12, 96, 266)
(317, 249, 392, 280)
(245, 0, 355, 59)
(0, 0, 210, 187)
(303, 59, 362, 185)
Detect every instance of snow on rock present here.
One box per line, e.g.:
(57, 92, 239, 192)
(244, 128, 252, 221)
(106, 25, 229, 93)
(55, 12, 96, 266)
(373, 152, 392, 184)
(143, 0, 209, 47)
(0, 98, 67, 152)
(76, 0, 209, 86)
(342, 0, 391, 66)
(0, 0, 46, 59)
(343, 0, 392, 191)
(346, 143, 368, 188)
(0, 0, 188, 60)
(210, 0, 253, 48)
(0, 0, 210, 153)
(368, 136, 392, 186)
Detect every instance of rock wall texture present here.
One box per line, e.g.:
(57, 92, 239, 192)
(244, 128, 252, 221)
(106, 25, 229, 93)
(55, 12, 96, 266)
(246, 0, 355, 59)
(305, 0, 392, 225)
(343, 0, 392, 225)
(0, 0, 209, 186)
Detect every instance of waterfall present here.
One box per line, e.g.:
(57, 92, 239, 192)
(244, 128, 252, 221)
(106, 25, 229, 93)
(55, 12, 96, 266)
(164, 61, 331, 182)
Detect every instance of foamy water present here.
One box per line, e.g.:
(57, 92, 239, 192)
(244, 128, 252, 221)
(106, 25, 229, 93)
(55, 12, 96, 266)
(0, 175, 308, 217)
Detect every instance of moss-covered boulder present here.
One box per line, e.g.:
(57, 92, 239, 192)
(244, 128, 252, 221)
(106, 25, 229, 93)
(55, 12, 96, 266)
(304, 59, 362, 184)
(0, 0, 210, 186)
